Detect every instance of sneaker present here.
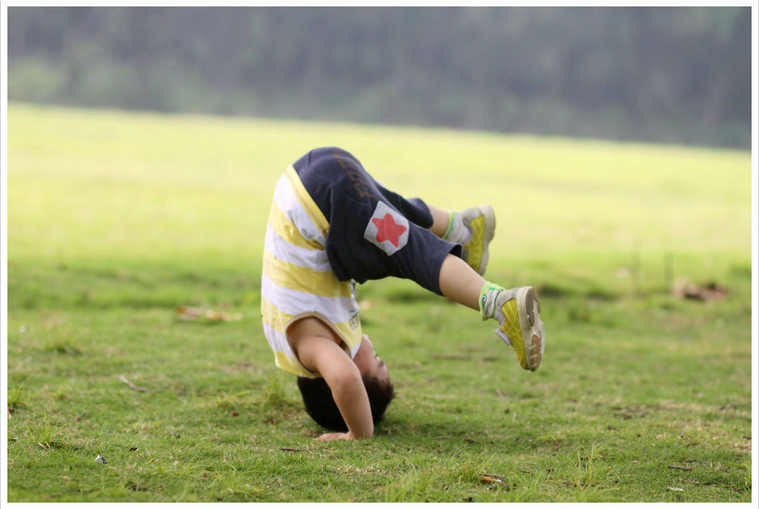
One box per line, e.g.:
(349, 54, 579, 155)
(460, 205, 496, 276)
(493, 286, 545, 371)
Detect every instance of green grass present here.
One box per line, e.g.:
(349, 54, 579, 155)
(5, 103, 753, 502)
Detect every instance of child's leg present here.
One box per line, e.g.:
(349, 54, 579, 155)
(351, 152, 545, 371)
(360, 174, 545, 371)
(438, 253, 546, 372)
(426, 204, 453, 238)
(362, 188, 546, 372)
(438, 254, 484, 310)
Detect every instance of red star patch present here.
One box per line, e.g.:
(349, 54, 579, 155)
(372, 213, 408, 248)
(364, 202, 410, 255)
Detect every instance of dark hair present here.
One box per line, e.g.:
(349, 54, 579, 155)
(297, 374, 395, 432)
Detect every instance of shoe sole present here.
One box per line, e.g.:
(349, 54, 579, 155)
(517, 286, 544, 371)
(476, 205, 496, 276)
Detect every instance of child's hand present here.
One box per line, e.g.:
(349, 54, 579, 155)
(315, 432, 354, 441)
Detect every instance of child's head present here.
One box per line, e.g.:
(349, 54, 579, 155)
(297, 336, 395, 431)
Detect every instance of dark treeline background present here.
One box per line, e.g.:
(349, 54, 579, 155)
(7, 6, 753, 149)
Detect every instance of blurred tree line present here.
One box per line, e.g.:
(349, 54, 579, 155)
(7, 6, 752, 149)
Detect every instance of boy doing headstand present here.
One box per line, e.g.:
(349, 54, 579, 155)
(261, 147, 546, 441)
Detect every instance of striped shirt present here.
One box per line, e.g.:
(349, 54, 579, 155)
(261, 165, 363, 377)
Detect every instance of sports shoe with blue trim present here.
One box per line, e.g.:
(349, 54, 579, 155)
(460, 205, 496, 276)
(481, 284, 545, 371)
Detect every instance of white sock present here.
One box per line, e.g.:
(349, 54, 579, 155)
(479, 282, 504, 321)
(441, 211, 472, 245)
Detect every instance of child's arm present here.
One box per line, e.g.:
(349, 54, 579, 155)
(289, 319, 374, 440)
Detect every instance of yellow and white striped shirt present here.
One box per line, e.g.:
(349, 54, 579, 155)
(261, 165, 362, 377)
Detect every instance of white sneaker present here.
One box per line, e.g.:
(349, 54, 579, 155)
(492, 286, 545, 371)
(459, 205, 496, 276)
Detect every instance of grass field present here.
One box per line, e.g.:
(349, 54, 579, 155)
(4, 103, 754, 502)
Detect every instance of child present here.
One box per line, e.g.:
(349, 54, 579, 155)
(261, 147, 545, 441)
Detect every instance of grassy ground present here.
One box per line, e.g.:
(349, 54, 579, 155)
(5, 103, 754, 502)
